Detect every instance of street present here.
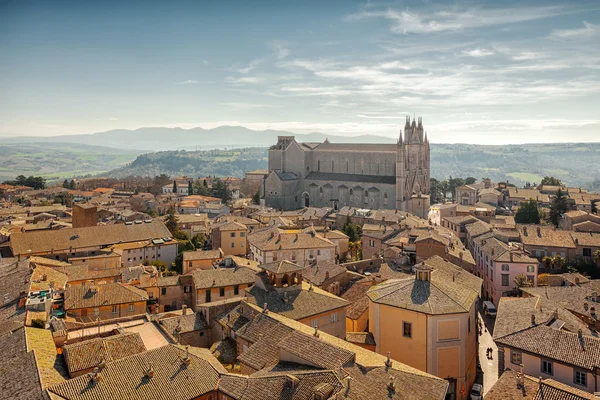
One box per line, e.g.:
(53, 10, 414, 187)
(477, 310, 498, 396)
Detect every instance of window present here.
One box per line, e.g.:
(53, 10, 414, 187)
(501, 264, 510, 271)
(241, 242, 245, 247)
(309, 250, 314, 259)
(93, 308, 99, 316)
(291, 252, 296, 261)
(184, 285, 192, 293)
(349, 188, 353, 196)
(319, 187, 323, 194)
(346, 161, 349, 172)
(331, 313, 338, 323)
(112, 305, 118, 314)
(527, 275, 535, 284)
(128, 304, 134, 312)
(369, 240, 375, 247)
(574, 370, 587, 386)
(541, 359, 553, 375)
(231, 242, 235, 248)
(312, 320, 318, 328)
(511, 351, 522, 365)
(240, 232, 246, 237)
(583, 248, 592, 257)
(502, 274, 509, 287)
(234, 285, 239, 295)
(403, 322, 412, 338)
(332, 160, 334, 171)
(527, 265, 535, 273)
(219, 287, 225, 297)
(188, 261, 192, 268)
(317, 250, 321, 256)
(230, 232, 236, 238)
(161, 287, 167, 295)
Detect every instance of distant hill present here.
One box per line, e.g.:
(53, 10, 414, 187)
(3, 126, 600, 191)
(2, 126, 397, 152)
(0, 143, 140, 183)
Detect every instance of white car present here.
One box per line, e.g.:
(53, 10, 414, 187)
(470, 383, 483, 400)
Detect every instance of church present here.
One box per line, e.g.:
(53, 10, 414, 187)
(264, 116, 431, 217)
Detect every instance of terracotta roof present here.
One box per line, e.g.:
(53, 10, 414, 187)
(279, 330, 355, 369)
(245, 281, 349, 321)
(341, 279, 374, 320)
(345, 332, 376, 346)
(160, 312, 208, 334)
(10, 219, 172, 255)
(367, 256, 482, 314)
(261, 260, 305, 274)
(0, 327, 46, 400)
(190, 266, 256, 290)
(248, 227, 335, 251)
(48, 344, 221, 400)
(64, 283, 148, 310)
(495, 324, 600, 370)
(570, 231, 600, 247)
(62, 332, 146, 376)
(302, 260, 347, 286)
(518, 225, 576, 248)
(182, 249, 224, 262)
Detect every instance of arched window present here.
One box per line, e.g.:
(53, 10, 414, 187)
(346, 161, 349, 172)
(319, 187, 323, 194)
(365, 190, 369, 198)
(318, 160, 320, 171)
(349, 188, 353, 196)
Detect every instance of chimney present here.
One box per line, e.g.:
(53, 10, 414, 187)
(325, 271, 330, 280)
(270, 231, 275, 239)
(263, 302, 268, 314)
(145, 364, 155, 378)
(89, 367, 101, 383)
(286, 375, 300, 389)
(523, 227, 527, 236)
(537, 226, 541, 236)
(182, 305, 187, 315)
(531, 314, 536, 325)
(385, 351, 392, 367)
(578, 329, 583, 339)
(183, 346, 192, 366)
(387, 376, 396, 391)
(553, 309, 558, 320)
(313, 326, 319, 338)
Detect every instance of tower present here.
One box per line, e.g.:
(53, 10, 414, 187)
(396, 115, 430, 211)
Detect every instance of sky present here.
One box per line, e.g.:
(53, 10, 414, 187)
(1, 0, 599, 144)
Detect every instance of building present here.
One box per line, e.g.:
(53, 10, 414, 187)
(493, 296, 600, 395)
(190, 266, 257, 308)
(367, 256, 482, 400)
(10, 219, 178, 266)
(517, 224, 576, 263)
(486, 369, 597, 400)
(211, 219, 248, 257)
(71, 203, 97, 228)
(175, 213, 210, 237)
(64, 283, 149, 321)
(456, 185, 477, 206)
(244, 260, 349, 338)
(158, 309, 210, 347)
(265, 116, 430, 212)
(471, 235, 539, 305)
(182, 249, 224, 274)
(248, 226, 337, 266)
(62, 332, 146, 377)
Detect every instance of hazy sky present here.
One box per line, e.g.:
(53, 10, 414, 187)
(1, 0, 599, 144)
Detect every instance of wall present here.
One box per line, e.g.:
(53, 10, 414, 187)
(194, 284, 251, 307)
(67, 301, 146, 321)
(218, 229, 247, 257)
(346, 308, 369, 333)
(370, 302, 428, 373)
(298, 307, 347, 339)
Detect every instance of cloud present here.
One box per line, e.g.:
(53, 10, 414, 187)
(511, 51, 544, 61)
(460, 48, 495, 57)
(227, 76, 264, 84)
(219, 102, 270, 110)
(347, 5, 565, 34)
(237, 58, 264, 74)
(176, 80, 198, 85)
(549, 22, 600, 39)
(269, 40, 290, 59)
(108, 117, 119, 121)
(201, 60, 209, 66)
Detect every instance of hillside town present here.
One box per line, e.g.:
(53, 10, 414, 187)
(0, 129, 599, 400)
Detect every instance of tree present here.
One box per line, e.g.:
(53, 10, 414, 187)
(594, 249, 600, 266)
(514, 199, 541, 224)
(172, 180, 178, 194)
(430, 178, 444, 204)
(465, 177, 477, 185)
(191, 233, 207, 250)
(188, 180, 193, 195)
(513, 273, 530, 287)
(164, 205, 179, 236)
(62, 179, 70, 189)
(211, 178, 231, 202)
(252, 190, 260, 205)
(447, 176, 466, 202)
(69, 179, 76, 189)
(552, 255, 566, 271)
(192, 180, 210, 196)
(549, 189, 568, 227)
(541, 176, 562, 186)
(342, 216, 361, 242)
(3, 175, 46, 190)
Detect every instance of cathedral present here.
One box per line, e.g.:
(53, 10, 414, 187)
(264, 116, 431, 217)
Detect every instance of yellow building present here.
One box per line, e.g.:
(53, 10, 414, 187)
(367, 256, 482, 400)
(65, 283, 148, 322)
(182, 248, 224, 274)
(211, 220, 248, 257)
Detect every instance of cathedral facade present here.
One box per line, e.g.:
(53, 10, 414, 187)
(264, 116, 430, 216)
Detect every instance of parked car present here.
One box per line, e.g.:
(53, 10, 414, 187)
(483, 301, 497, 317)
(470, 383, 483, 400)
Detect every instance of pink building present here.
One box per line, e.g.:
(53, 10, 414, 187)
(472, 234, 538, 305)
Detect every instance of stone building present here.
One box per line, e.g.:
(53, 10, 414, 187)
(265, 116, 430, 213)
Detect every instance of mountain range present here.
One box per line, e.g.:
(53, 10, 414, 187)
(2, 126, 397, 152)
